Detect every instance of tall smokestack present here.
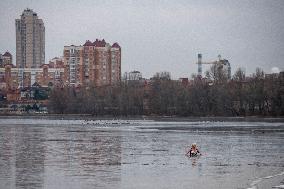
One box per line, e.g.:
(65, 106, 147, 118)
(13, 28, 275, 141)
(198, 54, 202, 77)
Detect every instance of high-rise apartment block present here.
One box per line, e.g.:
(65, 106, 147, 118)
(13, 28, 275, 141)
(110, 42, 121, 85)
(64, 39, 121, 87)
(15, 8, 45, 68)
(63, 45, 84, 86)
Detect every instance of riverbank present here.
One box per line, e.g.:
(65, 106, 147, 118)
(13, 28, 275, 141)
(0, 114, 284, 123)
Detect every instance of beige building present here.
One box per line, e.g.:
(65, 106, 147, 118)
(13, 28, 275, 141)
(15, 8, 45, 69)
(110, 43, 121, 85)
(63, 45, 84, 86)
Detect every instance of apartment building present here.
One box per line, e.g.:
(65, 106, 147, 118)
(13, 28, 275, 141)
(63, 45, 84, 86)
(110, 42, 121, 85)
(64, 39, 121, 87)
(15, 8, 45, 68)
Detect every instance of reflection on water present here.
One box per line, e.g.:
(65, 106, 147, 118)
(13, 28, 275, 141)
(42, 127, 122, 189)
(15, 126, 45, 189)
(0, 125, 122, 189)
(0, 127, 14, 188)
(189, 156, 200, 167)
(0, 120, 283, 189)
(0, 126, 45, 189)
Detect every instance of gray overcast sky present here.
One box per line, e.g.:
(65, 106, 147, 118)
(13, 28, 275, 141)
(0, 0, 284, 78)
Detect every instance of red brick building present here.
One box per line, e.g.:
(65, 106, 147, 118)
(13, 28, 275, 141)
(0, 56, 65, 90)
(64, 39, 121, 87)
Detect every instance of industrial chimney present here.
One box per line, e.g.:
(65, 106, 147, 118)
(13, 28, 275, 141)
(197, 54, 202, 77)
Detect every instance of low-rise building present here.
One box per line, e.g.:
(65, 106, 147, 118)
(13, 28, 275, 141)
(1, 51, 13, 66)
(0, 59, 65, 90)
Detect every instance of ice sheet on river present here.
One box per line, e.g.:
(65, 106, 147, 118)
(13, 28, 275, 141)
(0, 118, 283, 189)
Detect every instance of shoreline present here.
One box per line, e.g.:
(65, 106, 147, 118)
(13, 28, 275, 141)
(139, 125, 284, 133)
(0, 114, 283, 122)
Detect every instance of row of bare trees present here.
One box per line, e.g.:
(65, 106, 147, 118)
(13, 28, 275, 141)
(48, 68, 284, 116)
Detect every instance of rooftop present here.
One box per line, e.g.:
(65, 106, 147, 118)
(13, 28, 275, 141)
(3, 51, 12, 57)
(22, 8, 37, 17)
(93, 39, 107, 47)
(112, 42, 121, 49)
(83, 40, 93, 46)
(83, 39, 120, 48)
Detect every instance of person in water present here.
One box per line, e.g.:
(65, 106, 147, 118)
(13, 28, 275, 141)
(186, 143, 201, 157)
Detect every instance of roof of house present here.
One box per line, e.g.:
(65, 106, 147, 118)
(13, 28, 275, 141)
(3, 51, 12, 57)
(83, 40, 94, 46)
(112, 43, 121, 48)
(93, 39, 106, 47)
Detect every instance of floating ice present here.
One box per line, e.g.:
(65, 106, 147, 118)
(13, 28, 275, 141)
(247, 172, 284, 189)
(272, 185, 284, 188)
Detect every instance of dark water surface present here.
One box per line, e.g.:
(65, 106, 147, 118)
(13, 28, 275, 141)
(0, 119, 283, 189)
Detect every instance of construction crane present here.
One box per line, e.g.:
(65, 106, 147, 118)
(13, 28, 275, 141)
(197, 54, 231, 79)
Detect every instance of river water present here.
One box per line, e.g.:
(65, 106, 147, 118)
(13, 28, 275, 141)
(0, 118, 283, 189)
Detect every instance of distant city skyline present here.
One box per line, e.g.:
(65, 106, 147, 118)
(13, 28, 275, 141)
(0, 0, 284, 78)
